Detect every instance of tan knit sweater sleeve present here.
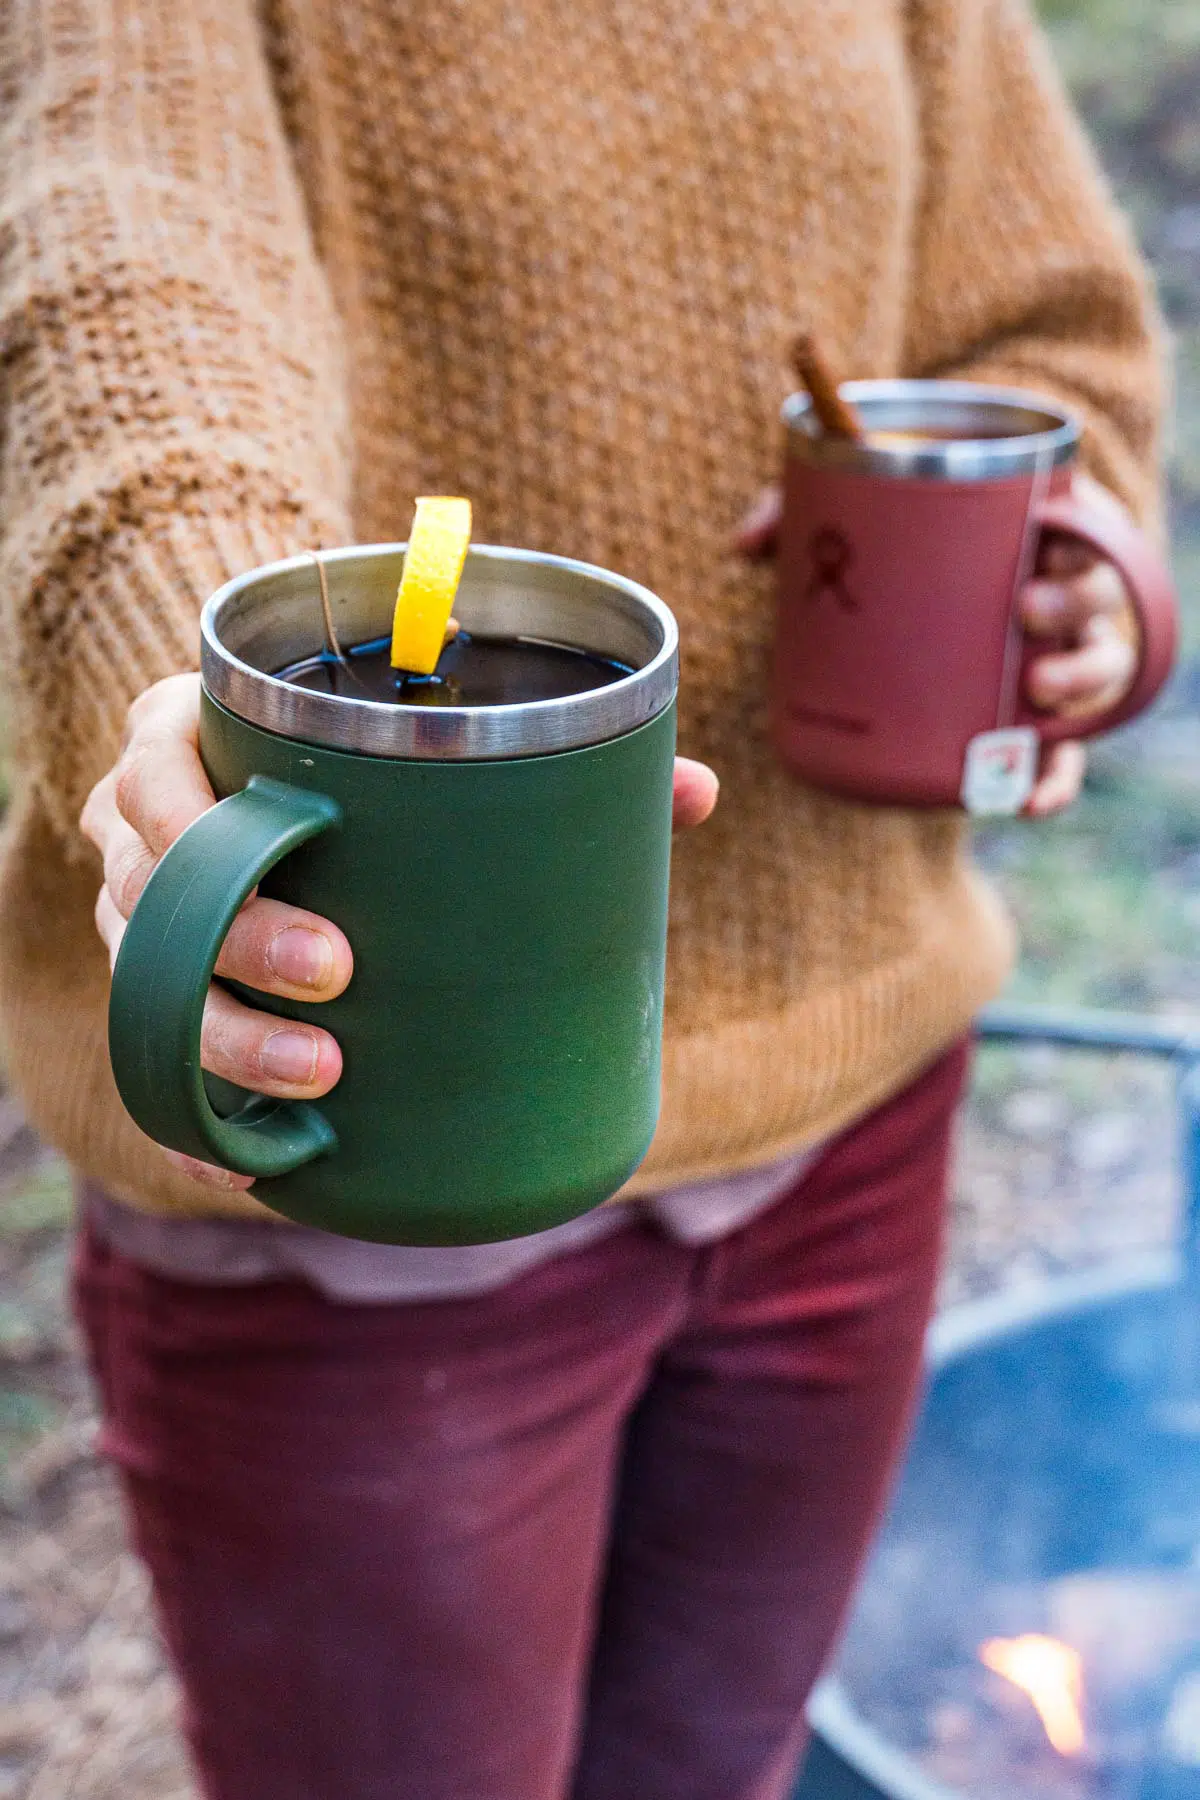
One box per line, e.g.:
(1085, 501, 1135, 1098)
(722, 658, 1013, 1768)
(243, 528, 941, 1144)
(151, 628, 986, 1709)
(0, 0, 352, 845)
(903, 0, 1166, 530)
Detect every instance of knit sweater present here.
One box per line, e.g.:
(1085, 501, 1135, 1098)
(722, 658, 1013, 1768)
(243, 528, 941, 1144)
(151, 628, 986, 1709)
(0, 0, 1163, 1222)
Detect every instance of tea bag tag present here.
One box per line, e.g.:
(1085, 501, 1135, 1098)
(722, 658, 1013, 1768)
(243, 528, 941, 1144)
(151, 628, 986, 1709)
(961, 728, 1039, 816)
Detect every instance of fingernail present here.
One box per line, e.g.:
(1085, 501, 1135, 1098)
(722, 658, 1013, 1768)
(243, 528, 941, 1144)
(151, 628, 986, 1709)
(261, 1029, 320, 1085)
(267, 927, 333, 990)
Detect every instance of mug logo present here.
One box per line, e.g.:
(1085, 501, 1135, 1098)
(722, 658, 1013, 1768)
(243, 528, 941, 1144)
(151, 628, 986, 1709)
(805, 526, 859, 613)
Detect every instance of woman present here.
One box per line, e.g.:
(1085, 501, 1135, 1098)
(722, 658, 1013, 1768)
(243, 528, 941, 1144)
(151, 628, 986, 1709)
(0, 1, 1161, 1795)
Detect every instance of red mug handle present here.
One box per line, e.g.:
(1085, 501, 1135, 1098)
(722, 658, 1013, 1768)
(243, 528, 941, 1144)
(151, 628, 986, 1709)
(1017, 474, 1179, 744)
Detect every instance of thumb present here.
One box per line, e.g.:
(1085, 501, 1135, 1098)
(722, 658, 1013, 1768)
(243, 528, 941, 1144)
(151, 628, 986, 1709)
(672, 758, 719, 830)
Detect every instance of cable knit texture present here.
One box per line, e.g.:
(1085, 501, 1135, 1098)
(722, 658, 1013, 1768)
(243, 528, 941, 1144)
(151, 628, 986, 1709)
(0, 0, 1163, 1219)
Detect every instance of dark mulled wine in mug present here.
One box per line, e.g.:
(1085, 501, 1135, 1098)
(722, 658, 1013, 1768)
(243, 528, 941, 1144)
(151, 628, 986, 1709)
(276, 632, 634, 706)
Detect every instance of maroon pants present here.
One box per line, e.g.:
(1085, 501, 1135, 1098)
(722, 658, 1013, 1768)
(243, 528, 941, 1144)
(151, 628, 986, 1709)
(74, 1042, 967, 1800)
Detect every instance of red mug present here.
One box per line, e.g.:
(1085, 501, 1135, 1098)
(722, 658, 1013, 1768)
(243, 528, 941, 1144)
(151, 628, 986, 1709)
(770, 381, 1178, 812)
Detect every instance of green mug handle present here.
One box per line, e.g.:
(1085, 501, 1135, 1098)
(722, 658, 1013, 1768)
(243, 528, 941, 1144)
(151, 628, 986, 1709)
(108, 776, 342, 1179)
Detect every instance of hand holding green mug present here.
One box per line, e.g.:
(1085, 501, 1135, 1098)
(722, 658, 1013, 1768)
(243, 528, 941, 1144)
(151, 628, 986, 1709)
(83, 674, 717, 1198)
(85, 546, 716, 1243)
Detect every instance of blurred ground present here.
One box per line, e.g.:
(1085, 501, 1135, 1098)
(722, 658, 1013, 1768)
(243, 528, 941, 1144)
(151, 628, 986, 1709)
(0, 2, 1195, 1794)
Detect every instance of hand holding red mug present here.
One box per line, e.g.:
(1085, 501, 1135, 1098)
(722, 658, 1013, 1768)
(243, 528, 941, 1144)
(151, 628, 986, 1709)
(739, 470, 1138, 818)
(741, 382, 1176, 819)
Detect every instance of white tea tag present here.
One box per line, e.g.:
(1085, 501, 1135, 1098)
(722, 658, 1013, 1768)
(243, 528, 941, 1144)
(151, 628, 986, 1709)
(960, 728, 1039, 816)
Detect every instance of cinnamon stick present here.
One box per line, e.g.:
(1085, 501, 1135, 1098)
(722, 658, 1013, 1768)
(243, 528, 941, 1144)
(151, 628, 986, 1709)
(791, 333, 865, 441)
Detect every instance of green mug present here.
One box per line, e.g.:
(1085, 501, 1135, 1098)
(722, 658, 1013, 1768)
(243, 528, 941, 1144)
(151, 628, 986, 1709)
(107, 544, 679, 1245)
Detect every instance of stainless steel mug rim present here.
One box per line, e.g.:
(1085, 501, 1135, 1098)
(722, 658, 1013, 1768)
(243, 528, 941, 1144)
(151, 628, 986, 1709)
(782, 379, 1080, 482)
(201, 543, 680, 761)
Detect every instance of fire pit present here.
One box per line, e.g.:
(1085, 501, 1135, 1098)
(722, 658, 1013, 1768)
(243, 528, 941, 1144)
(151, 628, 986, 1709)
(793, 1006, 1200, 1800)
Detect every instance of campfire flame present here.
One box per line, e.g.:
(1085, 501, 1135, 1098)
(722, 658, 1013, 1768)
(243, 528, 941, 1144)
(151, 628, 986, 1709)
(980, 1635, 1086, 1757)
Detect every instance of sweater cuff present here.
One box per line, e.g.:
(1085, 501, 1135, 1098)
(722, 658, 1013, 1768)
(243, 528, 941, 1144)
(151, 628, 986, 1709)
(5, 457, 351, 849)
